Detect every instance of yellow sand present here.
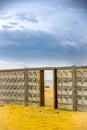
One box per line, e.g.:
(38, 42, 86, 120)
(45, 87, 53, 106)
(0, 88, 87, 130)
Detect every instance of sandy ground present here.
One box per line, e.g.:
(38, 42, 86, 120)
(45, 87, 53, 106)
(0, 87, 87, 130)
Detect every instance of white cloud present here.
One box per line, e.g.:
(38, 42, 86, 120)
(63, 41, 78, 47)
(0, 60, 8, 64)
(0, 59, 38, 69)
(0, 2, 86, 35)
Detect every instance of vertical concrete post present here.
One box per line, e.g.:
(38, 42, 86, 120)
(24, 68, 28, 106)
(53, 69, 57, 109)
(40, 70, 45, 106)
(72, 66, 77, 111)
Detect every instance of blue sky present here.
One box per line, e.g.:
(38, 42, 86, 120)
(0, 0, 87, 69)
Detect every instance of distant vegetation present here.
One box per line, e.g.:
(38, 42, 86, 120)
(45, 86, 50, 88)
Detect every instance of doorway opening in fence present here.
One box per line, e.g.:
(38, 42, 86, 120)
(44, 70, 53, 106)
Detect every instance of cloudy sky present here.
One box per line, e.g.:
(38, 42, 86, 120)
(0, 0, 87, 69)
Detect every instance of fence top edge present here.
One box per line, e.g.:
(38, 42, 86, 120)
(0, 65, 87, 72)
(0, 67, 42, 72)
(76, 66, 87, 69)
(0, 66, 73, 71)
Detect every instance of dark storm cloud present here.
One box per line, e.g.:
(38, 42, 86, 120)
(0, 29, 87, 64)
(10, 22, 18, 25)
(16, 12, 38, 23)
(0, 0, 87, 10)
(2, 25, 13, 29)
(0, 0, 87, 66)
(56, 0, 87, 9)
(0, 29, 64, 61)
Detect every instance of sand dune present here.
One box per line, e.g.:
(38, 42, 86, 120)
(0, 88, 87, 130)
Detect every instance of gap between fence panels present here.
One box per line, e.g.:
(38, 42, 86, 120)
(44, 70, 53, 107)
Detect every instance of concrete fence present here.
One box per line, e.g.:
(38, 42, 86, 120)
(54, 66, 87, 111)
(0, 66, 87, 111)
(0, 68, 44, 106)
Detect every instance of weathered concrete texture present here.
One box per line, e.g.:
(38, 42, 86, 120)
(0, 69, 40, 106)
